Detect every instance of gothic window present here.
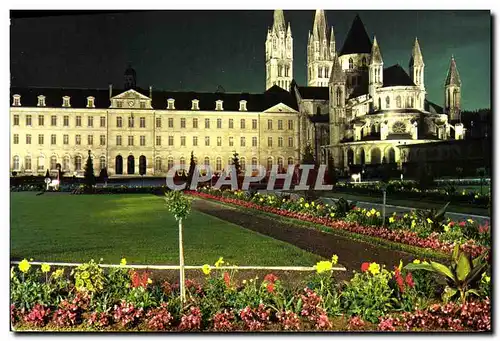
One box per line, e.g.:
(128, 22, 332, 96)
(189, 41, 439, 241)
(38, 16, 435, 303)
(362, 57, 367, 66)
(336, 88, 342, 106)
(378, 98, 382, 109)
(385, 96, 390, 108)
(325, 67, 329, 78)
(453, 89, 458, 107)
(316, 107, 321, 115)
(318, 66, 322, 78)
(348, 58, 354, 69)
(285, 65, 289, 77)
(278, 65, 283, 77)
(396, 96, 402, 108)
(392, 121, 407, 133)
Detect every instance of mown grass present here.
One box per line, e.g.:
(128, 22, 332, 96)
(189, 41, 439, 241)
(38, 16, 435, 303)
(10, 192, 322, 266)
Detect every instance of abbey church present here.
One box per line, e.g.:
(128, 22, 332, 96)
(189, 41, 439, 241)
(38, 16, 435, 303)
(10, 10, 466, 177)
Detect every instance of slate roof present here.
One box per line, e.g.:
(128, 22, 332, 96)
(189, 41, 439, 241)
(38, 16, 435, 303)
(10, 85, 299, 112)
(383, 64, 415, 87)
(339, 15, 372, 56)
(296, 86, 329, 100)
(308, 114, 329, 123)
(424, 100, 444, 114)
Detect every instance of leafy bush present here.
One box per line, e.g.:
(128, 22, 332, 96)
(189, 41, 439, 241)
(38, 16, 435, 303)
(72, 260, 105, 293)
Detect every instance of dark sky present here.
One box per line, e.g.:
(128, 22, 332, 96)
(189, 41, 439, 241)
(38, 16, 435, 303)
(10, 10, 491, 110)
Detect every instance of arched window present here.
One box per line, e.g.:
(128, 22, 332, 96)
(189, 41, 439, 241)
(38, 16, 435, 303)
(50, 156, 57, 170)
(167, 157, 174, 171)
(100, 156, 106, 170)
(378, 97, 382, 109)
(336, 88, 342, 106)
(204, 157, 210, 166)
(288, 157, 294, 165)
(396, 96, 402, 108)
(316, 107, 321, 115)
(63, 156, 70, 171)
(325, 67, 329, 78)
(216, 157, 222, 171)
(347, 149, 354, 165)
(74, 156, 82, 171)
(385, 96, 390, 108)
(362, 57, 367, 66)
(25, 156, 32, 170)
(409, 97, 414, 108)
(139, 155, 147, 175)
(155, 157, 162, 173)
(318, 66, 322, 78)
(348, 58, 354, 69)
(267, 157, 273, 171)
(387, 148, 396, 163)
(180, 157, 186, 170)
(13, 156, 19, 170)
(453, 89, 458, 107)
(115, 155, 123, 175)
(240, 157, 246, 171)
(252, 157, 258, 170)
(37, 155, 45, 171)
(278, 65, 283, 77)
(127, 155, 135, 175)
(370, 148, 381, 164)
(277, 157, 284, 172)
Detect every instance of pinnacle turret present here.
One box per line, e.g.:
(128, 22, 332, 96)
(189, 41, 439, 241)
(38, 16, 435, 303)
(329, 55, 346, 83)
(370, 36, 383, 64)
(312, 9, 329, 42)
(409, 37, 424, 67)
(272, 10, 286, 34)
(330, 27, 336, 55)
(445, 56, 461, 86)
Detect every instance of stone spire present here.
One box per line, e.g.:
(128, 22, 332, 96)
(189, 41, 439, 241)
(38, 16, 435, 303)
(272, 10, 286, 34)
(370, 36, 383, 64)
(330, 27, 336, 55)
(445, 56, 461, 86)
(312, 9, 328, 41)
(409, 37, 424, 67)
(287, 22, 292, 36)
(329, 55, 346, 83)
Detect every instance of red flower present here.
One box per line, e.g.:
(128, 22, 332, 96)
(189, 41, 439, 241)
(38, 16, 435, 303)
(449, 221, 455, 227)
(264, 273, 278, 284)
(405, 272, 415, 288)
(223, 272, 230, 288)
(458, 221, 466, 227)
(266, 283, 275, 293)
(361, 262, 370, 272)
(394, 267, 405, 293)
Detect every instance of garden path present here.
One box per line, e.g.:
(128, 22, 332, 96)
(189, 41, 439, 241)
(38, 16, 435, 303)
(191, 198, 415, 278)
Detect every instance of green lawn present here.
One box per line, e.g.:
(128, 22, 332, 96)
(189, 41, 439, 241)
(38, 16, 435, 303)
(10, 193, 322, 266)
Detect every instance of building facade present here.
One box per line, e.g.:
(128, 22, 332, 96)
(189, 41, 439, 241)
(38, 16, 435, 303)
(10, 10, 468, 177)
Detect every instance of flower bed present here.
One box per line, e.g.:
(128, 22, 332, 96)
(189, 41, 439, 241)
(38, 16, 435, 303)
(189, 189, 489, 258)
(10, 257, 491, 332)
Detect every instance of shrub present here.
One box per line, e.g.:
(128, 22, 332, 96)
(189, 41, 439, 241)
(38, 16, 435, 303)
(212, 309, 236, 331)
(145, 303, 173, 331)
(72, 260, 105, 293)
(23, 304, 51, 327)
(87, 311, 111, 329)
(239, 304, 271, 331)
(52, 300, 80, 327)
(112, 301, 144, 328)
(178, 306, 202, 331)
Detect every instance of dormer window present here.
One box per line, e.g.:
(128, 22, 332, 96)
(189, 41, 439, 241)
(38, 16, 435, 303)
(37, 95, 46, 107)
(12, 94, 21, 107)
(191, 99, 199, 110)
(215, 100, 223, 111)
(62, 96, 71, 108)
(348, 58, 354, 69)
(239, 100, 247, 111)
(86, 96, 95, 108)
(167, 98, 175, 110)
(140, 101, 146, 109)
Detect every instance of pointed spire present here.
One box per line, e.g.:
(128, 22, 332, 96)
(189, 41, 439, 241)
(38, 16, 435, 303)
(409, 37, 424, 67)
(370, 36, 383, 64)
(312, 10, 328, 41)
(272, 10, 286, 34)
(329, 55, 346, 83)
(287, 22, 292, 36)
(330, 27, 336, 48)
(445, 56, 461, 86)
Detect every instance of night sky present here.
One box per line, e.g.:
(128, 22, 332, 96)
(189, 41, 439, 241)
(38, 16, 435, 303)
(10, 10, 491, 110)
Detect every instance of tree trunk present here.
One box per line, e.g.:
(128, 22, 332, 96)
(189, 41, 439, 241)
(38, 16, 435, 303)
(179, 218, 186, 303)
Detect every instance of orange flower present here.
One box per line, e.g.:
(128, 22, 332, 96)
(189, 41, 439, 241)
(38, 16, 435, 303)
(223, 272, 230, 288)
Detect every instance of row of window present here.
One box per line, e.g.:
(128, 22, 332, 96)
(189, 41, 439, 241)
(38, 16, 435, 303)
(13, 133, 295, 148)
(11, 155, 296, 173)
(378, 95, 417, 109)
(12, 115, 295, 131)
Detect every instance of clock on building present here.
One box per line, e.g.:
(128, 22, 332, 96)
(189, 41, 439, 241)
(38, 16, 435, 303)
(128, 100, 135, 107)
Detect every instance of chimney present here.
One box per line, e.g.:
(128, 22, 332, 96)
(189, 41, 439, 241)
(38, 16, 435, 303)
(149, 85, 152, 99)
(108, 84, 113, 99)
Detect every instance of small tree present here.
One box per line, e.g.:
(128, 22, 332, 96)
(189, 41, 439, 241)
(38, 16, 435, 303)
(187, 151, 196, 189)
(99, 167, 109, 187)
(164, 190, 192, 304)
(231, 151, 242, 176)
(84, 150, 96, 192)
(302, 144, 316, 165)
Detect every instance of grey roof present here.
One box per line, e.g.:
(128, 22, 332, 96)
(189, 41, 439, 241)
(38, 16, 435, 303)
(10, 85, 299, 112)
(339, 14, 372, 56)
(296, 86, 329, 100)
(383, 64, 415, 87)
(445, 57, 461, 86)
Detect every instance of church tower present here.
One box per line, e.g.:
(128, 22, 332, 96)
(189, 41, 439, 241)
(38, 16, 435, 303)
(444, 56, 462, 122)
(124, 64, 137, 90)
(368, 36, 383, 108)
(265, 10, 293, 91)
(409, 38, 425, 92)
(328, 55, 346, 167)
(307, 10, 335, 87)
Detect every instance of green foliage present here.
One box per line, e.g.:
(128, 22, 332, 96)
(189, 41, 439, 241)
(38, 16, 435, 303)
(11, 266, 53, 310)
(415, 202, 450, 234)
(341, 267, 394, 323)
(126, 287, 157, 309)
(231, 151, 242, 176)
(104, 267, 130, 302)
(302, 144, 316, 165)
(83, 150, 96, 191)
(307, 272, 341, 316)
(187, 151, 196, 188)
(334, 198, 357, 218)
(71, 260, 105, 293)
(164, 190, 192, 221)
(405, 245, 489, 303)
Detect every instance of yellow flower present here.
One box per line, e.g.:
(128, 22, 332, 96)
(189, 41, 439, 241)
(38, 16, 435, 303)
(311, 201, 315, 206)
(413, 259, 421, 264)
(305, 203, 310, 208)
(330, 213, 335, 217)
(147, 278, 152, 284)
(41, 263, 50, 273)
(404, 214, 408, 219)
(18, 259, 30, 273)
(444, 225, 450, 232)
(315, 261, 333, 274)
(376, 212, 381, 217)
(242, 279, 247, 284)
(215, 257, 224, 268)
(398, 260, 403, 271)
(282, 199, 286, 202)
(260, 198, 264, 202)
(426, 218, 433, 224)
(366, 212, 372, 217)
(120, 258, 127, 266)
(331, 254, 339, 265)
(422, 261, 429, 265)
(370, 208, 376, 214)
(10, 267, 15, 279)
(467, 219, 474, 224)
(389, 217, 395, 223)
(368, 262, 380, 275)
(202, 264, 211, 275)
(411, 220, 416, 228)
(52, 268, 64, 279)
(299, 197, 304, 202)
